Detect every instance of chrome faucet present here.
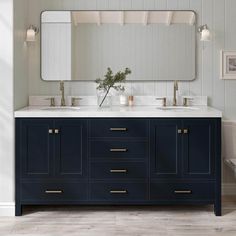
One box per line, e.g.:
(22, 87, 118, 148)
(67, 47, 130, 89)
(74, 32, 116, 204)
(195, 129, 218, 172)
(173, 81, 178, 106)
(60, 81, 66, 106)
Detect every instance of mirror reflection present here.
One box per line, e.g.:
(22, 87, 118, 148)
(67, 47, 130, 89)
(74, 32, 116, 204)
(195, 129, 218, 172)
(41, 11, 196, 81)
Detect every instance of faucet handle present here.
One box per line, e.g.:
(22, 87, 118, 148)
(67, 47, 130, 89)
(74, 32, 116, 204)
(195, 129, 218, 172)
(183, 97, 194, 107)
(45, 97, 55, 107)
(156, 97, 167, 107)
(71, 97, 82, 107)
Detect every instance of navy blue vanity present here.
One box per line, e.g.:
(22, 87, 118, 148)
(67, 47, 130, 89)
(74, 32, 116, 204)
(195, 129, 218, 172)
(15, 118, 221, 216)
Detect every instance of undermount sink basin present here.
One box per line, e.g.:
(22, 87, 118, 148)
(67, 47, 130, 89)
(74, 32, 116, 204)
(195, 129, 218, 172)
(41, 107, 81, 111)
(157, 106, 199, 111)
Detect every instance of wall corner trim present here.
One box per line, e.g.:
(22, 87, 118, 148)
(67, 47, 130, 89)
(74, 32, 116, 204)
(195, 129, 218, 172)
(0, 202, 15, 216)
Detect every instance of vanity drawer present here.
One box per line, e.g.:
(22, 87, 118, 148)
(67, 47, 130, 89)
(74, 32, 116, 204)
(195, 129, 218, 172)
(90, 182, 147, 201)
(90, 140, 148, 159)
(21, 183, 87, 202)
(90, 119, 147, 138)
(150, 182, 215, 201)
(90, 162, 147, 179)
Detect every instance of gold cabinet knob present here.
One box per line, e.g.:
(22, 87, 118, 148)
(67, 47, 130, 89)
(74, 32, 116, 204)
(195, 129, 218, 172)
(54, 129, 60, 134)
(183, 129, 189, 134)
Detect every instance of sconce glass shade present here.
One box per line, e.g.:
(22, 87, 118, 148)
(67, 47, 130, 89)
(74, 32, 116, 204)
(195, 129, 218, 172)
(200, 28, 211, 41)
(26, 26, 39, 42)
(26, 29, 36, 41)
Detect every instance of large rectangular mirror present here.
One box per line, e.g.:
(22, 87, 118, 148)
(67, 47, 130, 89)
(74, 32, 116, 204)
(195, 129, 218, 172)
(41, 11, 196, 81)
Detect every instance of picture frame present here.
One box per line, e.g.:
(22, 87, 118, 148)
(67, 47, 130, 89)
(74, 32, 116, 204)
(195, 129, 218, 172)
(220, 50, 236, 79)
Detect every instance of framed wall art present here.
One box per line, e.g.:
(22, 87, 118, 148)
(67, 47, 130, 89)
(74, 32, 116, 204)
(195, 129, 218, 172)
(220, 50, 236, 79)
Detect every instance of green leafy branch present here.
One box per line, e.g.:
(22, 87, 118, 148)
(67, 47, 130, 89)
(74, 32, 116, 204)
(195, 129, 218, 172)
(95, 67, 132, 107)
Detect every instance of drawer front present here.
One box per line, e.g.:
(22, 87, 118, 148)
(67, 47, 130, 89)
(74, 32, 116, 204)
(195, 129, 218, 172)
(21, 183, 87, 202)
(90, 140, 148, 159)
(90, 119, 147, 138)
(150, 182, 215, 201)
(90, 183, 147, 201)
(90, 162, 146, 179)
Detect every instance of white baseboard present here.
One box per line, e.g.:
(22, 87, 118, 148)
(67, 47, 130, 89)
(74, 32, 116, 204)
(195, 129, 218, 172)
(0, 202, 15, 216)
(222, 183, 236, 196)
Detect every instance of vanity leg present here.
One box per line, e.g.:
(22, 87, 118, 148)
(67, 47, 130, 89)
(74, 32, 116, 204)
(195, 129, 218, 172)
(15, 203, 22, 216)
(214, 198, 222, 216)
(214, 119, 222, 217)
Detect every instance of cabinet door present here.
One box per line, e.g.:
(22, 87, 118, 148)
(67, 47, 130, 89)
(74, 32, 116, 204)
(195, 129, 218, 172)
(54, 119, 87, 179)
(18, 119, 54, 178)
(150, 120, 182, 179)
(182, 119, 215, 178)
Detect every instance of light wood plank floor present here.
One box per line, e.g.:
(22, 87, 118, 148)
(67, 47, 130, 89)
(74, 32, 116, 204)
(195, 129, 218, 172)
(1, 197, 236, 236)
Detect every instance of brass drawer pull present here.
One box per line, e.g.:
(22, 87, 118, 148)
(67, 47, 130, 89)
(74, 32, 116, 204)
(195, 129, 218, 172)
(45, 190, 63, 194)
(110, 190, 127, 194)
(54, 129, 60, 134)
(110, 148, 127, 152)
(110, 128, 127, 131)
(48, 129, 53, 134)
(174, 190, 192, 194)
(183, 129, 189, 134)
(110, 169, 128, 173)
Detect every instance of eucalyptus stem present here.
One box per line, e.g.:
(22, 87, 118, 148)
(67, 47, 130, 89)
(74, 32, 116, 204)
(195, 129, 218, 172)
(95, 68, 131, 107)
(99, 86, 111, 107)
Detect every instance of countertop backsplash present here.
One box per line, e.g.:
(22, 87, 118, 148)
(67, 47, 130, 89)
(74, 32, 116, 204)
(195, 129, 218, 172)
(28, 95, 208, 107)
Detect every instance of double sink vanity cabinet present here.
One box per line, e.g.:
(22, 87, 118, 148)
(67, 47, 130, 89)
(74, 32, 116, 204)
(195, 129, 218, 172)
(15, 116, 221, 216)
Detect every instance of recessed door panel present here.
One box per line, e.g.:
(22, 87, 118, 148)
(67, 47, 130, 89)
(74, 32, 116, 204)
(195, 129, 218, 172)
(182, 119, 215, 178)
(150, 120, 182, 178)
(55, 120, 87, 179)
(20, 119, 54, 178)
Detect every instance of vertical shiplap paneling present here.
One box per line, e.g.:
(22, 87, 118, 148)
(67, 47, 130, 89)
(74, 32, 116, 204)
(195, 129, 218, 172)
(189, 0, 202, 96)
(119, 0, 132, 10)
(224, 0, 236, 119)
(212, 0, 225, 111)
(26, 0, 236, 120)
(178, 0, 190, 96)
(154, 0, 168, 96)
(143, 0, 156, 95)
(166, 0, 178, 96)
(118, 0, 133, 94)
(96, 0, 109, 10)
(106, 0, 120, 10)
(61, 0, 77, 10)
(129, 0, 145, 95)
(202, 0, 214, 105)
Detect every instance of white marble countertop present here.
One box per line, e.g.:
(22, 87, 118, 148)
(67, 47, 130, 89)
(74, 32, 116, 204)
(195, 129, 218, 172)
(14, 106, 222, 118)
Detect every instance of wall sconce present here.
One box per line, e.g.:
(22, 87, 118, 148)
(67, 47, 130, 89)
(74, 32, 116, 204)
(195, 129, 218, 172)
(26, 25, 39, 42)
(198, 24, 211, 41)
